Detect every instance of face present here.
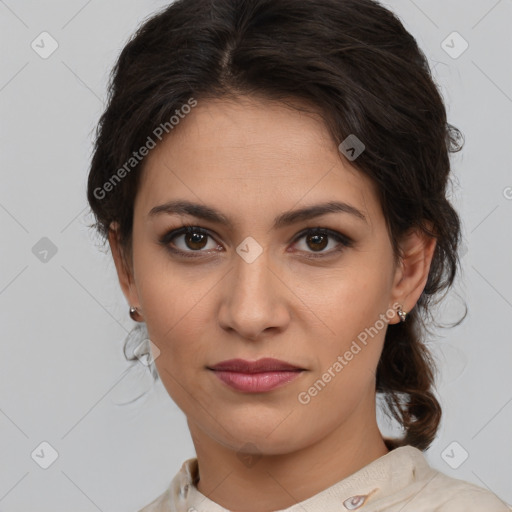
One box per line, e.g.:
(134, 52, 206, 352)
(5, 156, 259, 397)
(111, 95, 427, 456)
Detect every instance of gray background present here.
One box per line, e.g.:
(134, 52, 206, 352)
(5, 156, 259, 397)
(1, 0, 511, 510)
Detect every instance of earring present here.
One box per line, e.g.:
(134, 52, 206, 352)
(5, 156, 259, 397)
(396, 304, 407, 323)
(129, 306, 142, 321)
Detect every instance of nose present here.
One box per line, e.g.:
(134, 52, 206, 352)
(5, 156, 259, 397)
(217, 248, 290, 341)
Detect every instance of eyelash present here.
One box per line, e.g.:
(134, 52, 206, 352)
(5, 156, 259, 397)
(159, 224, 354, 260)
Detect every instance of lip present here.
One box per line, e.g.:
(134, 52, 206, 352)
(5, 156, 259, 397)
(207, 358, 306, 393)
(208, 358, 304, 373)
(211, 370, 303, 392)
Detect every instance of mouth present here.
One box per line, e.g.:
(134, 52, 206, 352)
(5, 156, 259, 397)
(207, 358, 306, 393)
(207, 357, 305, 373)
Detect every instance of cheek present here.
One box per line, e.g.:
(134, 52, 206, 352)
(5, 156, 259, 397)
(295, 264, 392, 393)
(143, 285, 207, 361)
(134, 241, 211, 332)
(133, 277, 202, 381)
(300, 259, 392, 338)
(297, 310, 388, 424)
(142, 276, 211, 412)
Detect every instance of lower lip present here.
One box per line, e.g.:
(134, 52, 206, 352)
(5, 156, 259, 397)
(210, 370, 303, 392)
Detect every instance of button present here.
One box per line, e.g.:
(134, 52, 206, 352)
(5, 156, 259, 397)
(343, 494, 367, 510)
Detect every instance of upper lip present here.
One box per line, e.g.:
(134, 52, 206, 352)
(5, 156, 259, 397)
(208, 358, 305, 373)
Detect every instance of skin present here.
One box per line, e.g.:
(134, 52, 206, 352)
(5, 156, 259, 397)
(109, 95, 436, 512)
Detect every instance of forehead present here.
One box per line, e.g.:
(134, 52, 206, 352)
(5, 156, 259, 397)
(136, 96, 381, 228)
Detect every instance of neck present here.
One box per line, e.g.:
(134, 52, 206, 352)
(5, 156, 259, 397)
(189, 392, 389, 512)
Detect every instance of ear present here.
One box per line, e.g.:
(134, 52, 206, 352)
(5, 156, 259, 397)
(388, 223, 437, 324)
(108, 222, 141, 315)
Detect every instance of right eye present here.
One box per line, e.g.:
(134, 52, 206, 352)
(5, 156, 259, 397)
(159, 225, 223, 258)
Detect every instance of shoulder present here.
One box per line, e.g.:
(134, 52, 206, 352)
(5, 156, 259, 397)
(399, 447, 511, 511)
(425, 470, 512, 511)
(136, 457, 198, 512)
(136, 488, 171, 512)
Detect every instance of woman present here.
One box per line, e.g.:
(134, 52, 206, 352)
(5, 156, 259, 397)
(87, 0, 511, 510)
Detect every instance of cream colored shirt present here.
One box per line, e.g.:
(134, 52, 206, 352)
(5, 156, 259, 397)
(138, 445, 511, 511)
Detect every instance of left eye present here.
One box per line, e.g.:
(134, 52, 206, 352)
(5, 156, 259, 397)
(159, 226, 353, 258)
(292, 228, 353, 257)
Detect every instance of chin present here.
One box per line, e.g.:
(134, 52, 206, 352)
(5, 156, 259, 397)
(224, 424, 309, 454)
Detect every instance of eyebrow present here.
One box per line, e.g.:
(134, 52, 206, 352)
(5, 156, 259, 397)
(148, 199, 367, 229)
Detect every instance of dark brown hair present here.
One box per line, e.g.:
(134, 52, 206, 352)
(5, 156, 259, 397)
(87, 0, 465, 451)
